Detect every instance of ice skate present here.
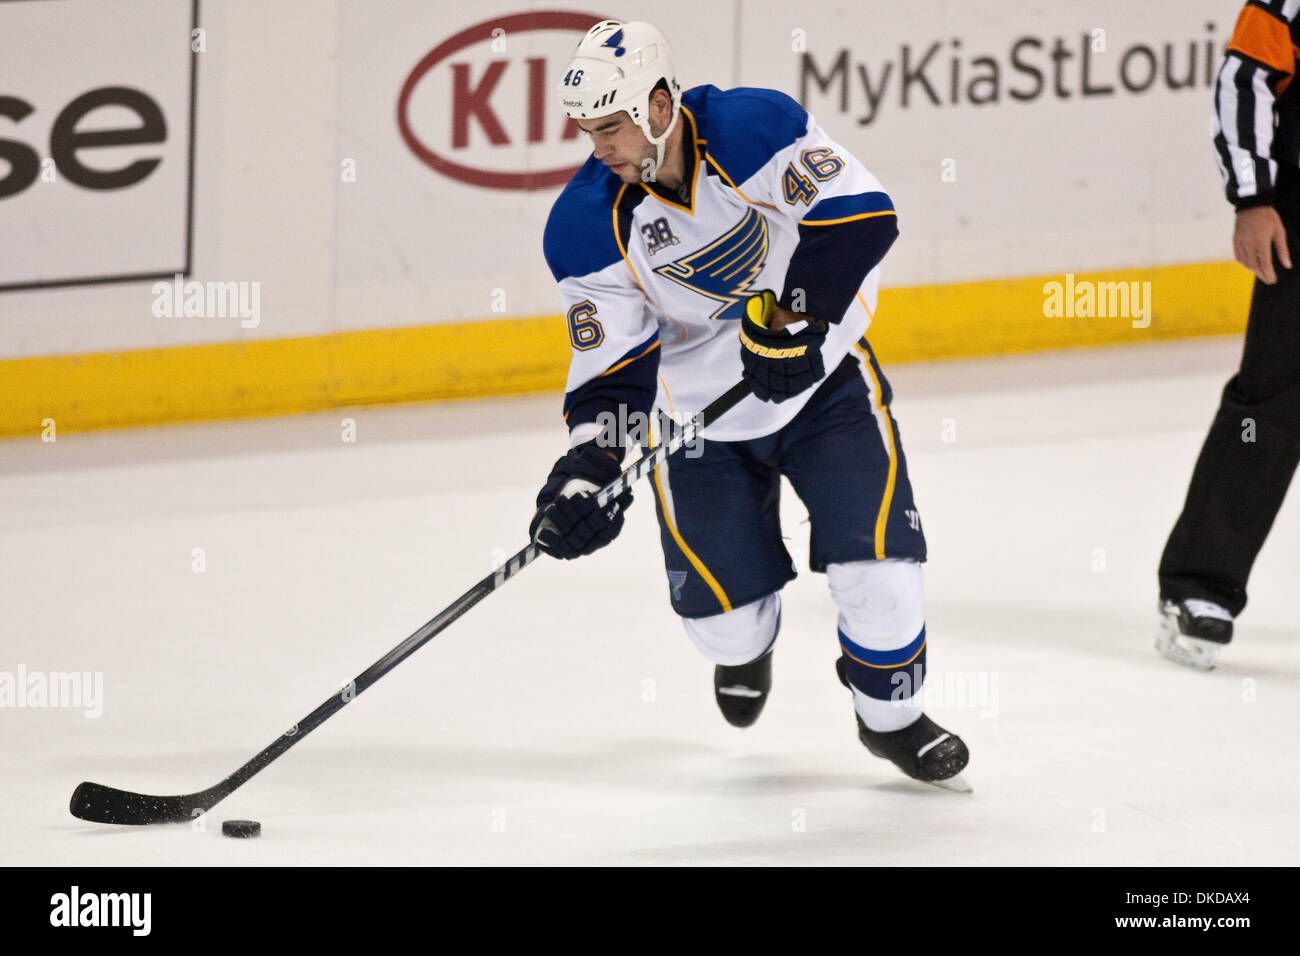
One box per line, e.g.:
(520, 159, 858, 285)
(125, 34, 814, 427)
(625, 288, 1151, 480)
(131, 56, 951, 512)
(835, 656, 971, 791)
(714, 646, 773, 728)
(1156, 598, 1232, 671)
(855, 712, 971, 792)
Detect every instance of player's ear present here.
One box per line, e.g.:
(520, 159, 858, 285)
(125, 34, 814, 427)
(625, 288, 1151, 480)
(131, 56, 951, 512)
(650, 84, 671, 118)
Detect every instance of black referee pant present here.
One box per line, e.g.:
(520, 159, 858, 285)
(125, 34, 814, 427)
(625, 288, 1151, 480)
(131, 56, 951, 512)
(1159, 209, 1300, 617)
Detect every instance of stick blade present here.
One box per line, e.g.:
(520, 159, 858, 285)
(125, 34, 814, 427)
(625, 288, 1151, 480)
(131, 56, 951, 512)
(70, 781, 205, 825)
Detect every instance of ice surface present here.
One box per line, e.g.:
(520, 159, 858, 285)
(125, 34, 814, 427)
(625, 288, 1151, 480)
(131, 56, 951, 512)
(3, 338, 1297, 866)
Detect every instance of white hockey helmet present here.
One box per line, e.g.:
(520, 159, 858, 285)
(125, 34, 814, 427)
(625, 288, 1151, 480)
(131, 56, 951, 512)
(556, 20, 682, 172)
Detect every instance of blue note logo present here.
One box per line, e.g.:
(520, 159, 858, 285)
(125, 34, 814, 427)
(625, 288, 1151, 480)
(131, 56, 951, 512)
(603, 28, 626, 56)
(668, 570, 688, 601)
(653, 207, 769, 320)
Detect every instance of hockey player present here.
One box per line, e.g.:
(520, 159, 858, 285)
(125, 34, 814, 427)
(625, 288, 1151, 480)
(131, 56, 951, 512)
(1157, 0, 1300, 670)
(530, 20, 968, 784)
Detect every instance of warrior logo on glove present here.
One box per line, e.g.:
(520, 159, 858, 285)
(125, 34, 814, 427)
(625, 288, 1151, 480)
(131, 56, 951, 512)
(739, 289, 827, 403)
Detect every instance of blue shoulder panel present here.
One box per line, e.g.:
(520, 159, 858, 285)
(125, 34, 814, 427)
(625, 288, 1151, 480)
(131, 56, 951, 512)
(683, 85, 809, 187)
(543, 155, 627, 282)
(803, 191, 895, 223)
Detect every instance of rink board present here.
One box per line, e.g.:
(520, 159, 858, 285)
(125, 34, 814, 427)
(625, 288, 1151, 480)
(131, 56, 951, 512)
(0, 1, 1255, 437)
(0, 260, 1250, 437)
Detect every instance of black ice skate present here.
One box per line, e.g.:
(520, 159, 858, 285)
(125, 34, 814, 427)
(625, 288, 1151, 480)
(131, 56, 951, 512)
(714, 647, 773, 728)
(1156, 598, 1233, 671)
(854, 712, 970, 789)
(835, 655, 971, 791)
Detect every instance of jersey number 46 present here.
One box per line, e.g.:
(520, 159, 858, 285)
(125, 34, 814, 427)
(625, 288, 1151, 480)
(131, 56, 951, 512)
(781, 148, 844, 206)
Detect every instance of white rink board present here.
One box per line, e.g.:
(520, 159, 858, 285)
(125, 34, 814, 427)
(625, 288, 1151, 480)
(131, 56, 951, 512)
(0, 1, 1247, 360)
(740, 0, 1234, 285)
(332, 0, 741, 329)
(332, 0, 1239, 326)
(0, 0, 194, 289)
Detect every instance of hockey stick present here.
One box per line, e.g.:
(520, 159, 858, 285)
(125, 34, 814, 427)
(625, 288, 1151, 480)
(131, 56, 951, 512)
(70, 380, 752, 825)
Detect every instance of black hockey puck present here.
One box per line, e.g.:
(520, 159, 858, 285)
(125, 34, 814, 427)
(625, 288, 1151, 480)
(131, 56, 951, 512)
(221, 819, 261, 838)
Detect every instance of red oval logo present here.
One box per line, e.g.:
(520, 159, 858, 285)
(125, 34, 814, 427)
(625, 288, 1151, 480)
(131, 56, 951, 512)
(397, 11, 604, 190)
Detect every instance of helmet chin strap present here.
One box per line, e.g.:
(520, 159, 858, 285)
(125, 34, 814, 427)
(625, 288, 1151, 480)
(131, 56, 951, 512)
(638, 99, 680, 182)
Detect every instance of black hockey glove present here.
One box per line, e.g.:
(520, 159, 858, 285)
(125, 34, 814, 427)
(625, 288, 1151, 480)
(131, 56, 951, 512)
(529, 441, 632, 560)
(739, 289, 826, 403)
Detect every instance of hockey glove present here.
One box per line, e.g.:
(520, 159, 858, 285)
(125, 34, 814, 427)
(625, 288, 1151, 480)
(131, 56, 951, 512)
(529, 441, 632, 560)
(739, 289, 826, 403)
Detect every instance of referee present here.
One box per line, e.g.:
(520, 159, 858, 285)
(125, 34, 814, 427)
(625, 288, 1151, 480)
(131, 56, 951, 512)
(1158, 0, 1300, 669)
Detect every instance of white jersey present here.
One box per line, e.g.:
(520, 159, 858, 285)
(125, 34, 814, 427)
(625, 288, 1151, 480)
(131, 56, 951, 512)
(543, 84, 899, 444)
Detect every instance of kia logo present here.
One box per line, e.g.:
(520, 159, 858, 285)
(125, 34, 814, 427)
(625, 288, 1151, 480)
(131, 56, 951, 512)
(397, 11, 604, 190)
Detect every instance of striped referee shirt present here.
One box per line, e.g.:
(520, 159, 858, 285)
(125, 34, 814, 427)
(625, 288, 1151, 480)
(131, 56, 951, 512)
(1214, 0, 1300, 208)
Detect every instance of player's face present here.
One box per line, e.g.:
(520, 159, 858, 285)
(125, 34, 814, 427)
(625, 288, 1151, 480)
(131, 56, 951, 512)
(577, 112, 653, 183)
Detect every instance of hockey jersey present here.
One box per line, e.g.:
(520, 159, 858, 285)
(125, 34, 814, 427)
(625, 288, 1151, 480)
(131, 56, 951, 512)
(543, 84, 899, 444)
(1213, 0, 1300, 209)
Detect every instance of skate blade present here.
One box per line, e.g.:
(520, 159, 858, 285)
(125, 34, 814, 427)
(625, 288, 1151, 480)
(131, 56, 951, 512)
(1155, 623, 1219, 671)
(924, 773, 973, 794)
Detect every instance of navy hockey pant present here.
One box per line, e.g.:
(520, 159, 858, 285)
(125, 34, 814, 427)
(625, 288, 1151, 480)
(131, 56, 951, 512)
(647, 337, 927, 619)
